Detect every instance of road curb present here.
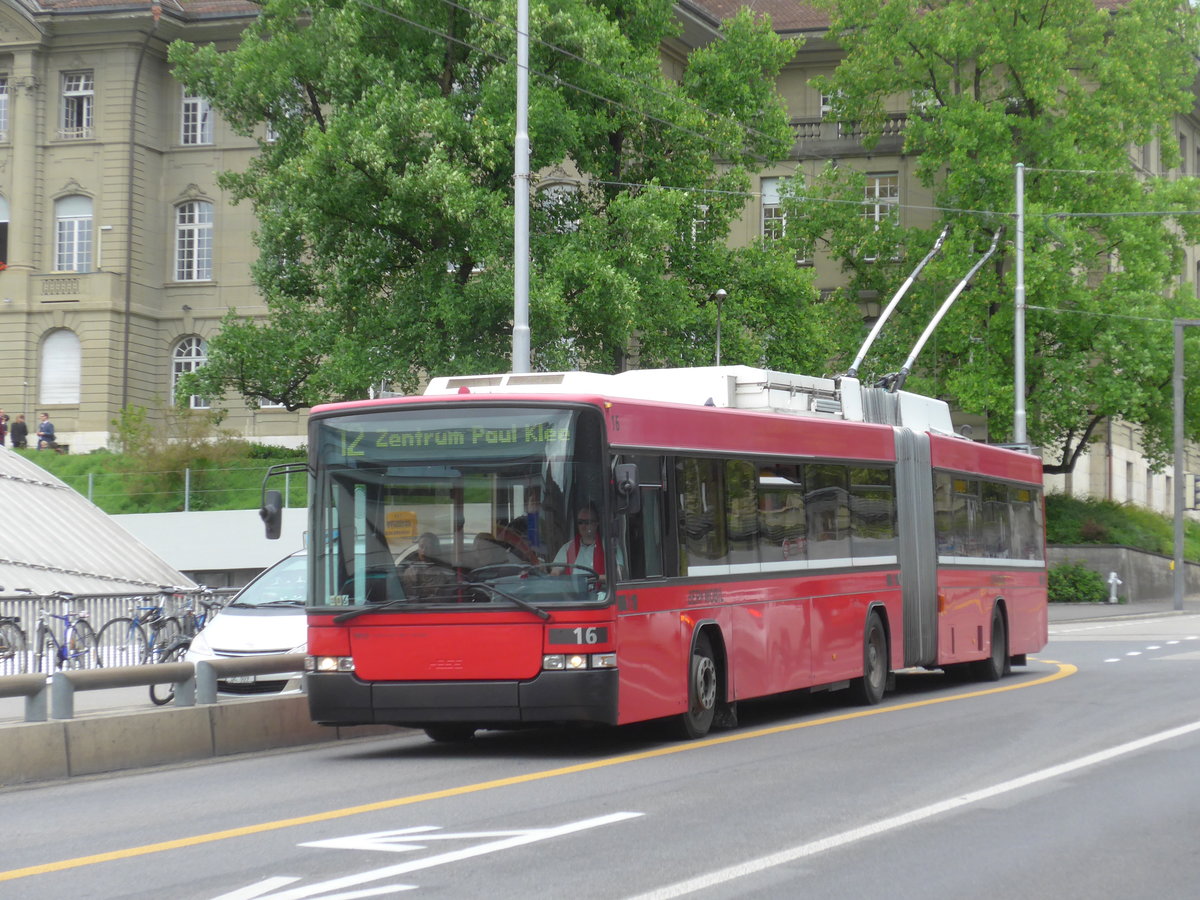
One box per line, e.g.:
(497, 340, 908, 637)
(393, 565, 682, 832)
(0, 694, 394, 786)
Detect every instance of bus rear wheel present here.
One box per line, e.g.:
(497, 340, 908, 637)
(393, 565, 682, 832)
(972, 605, 1009, 682)
(852, 612, 888, 705)
(676, 632, 718, 739)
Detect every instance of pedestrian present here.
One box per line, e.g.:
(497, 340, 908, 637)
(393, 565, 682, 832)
(9, 413, 28, 449)
(0, 409, 7, 446)
(36, 413, 56, 450)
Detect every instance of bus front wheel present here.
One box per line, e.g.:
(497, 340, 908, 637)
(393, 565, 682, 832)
(424, 724, 476, 743)
(676, 632, 718, 739)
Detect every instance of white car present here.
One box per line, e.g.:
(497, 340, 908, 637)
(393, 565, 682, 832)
(185, 550, 307, 694)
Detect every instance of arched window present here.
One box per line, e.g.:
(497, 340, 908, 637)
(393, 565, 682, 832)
(55, 195, 92, 272)
(535, 182, 580, 234)
(40, 329, 82, 405)
(173, 336, 209, 409)
(175, 201, 213, 281)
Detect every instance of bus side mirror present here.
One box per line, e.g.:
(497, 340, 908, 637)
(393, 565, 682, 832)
(260, 490, 284, 540)
(614, 464, 641, 516)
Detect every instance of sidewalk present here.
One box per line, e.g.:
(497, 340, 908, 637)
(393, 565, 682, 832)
(1049, 595, 1200, 624)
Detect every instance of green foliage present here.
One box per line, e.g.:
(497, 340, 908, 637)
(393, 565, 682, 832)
(799, 0, 1200, 473)
(1045, 492, 1200, 561)
(1048, 561, 1108, 603)
(166, 1, 859, 407)
(21, 406, 307, 513)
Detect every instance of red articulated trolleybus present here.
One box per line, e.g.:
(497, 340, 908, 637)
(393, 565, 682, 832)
(260, 365, 1047, 742)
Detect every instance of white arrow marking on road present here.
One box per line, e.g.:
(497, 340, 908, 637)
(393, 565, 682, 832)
(298, 826, 446, 854)
(211, 811, 643, 900)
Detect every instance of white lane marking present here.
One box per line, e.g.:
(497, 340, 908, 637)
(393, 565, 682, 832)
(1126, 651, 1142, 656)
(1104, 658, 1121, 663)
(212, 812, 642, 900)
(628, 721, 1200, 900)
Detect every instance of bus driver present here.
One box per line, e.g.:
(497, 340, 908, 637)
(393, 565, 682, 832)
(552, 501, 623, 585)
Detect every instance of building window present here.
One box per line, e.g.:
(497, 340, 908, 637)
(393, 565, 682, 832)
(0, 195, 8, 266)
(175, 201, 213, 281)
(60, 72, 94, 140)
(761, 177, 785, 241)
(55, 195, 93, 272)
(863, 173, 899, 225)
(536, 183, 580, 234)
(173, 336, 209, 409)
(1180, 134, 1188, 175)
(40, 329, 82, 405)
(181, 93, 213, 145)
(0, 76, 8, 141)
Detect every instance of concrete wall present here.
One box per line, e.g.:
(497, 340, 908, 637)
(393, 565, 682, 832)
(0, 694, 394, 786)
(1048, 545, 1200, 602)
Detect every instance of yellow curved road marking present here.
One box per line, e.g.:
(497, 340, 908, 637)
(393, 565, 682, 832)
(0, 661, 1075, 883)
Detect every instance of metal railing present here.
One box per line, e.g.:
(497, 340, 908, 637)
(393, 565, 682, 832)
(54, 464, 308, 514)
(0, 654, 305, 722)
(0, 588, 236, 675)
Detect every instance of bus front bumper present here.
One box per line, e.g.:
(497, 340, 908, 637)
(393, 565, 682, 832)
(306, 668, 619, 728)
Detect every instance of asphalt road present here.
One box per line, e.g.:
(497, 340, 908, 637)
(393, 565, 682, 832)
(3, 612, 1200, 900)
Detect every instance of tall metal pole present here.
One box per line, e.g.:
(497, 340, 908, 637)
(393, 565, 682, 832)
(1173, 321, 1200, 611)
(512, 0, 531, 373)
(713, 289, 726, 366)
(1014, 163, 1027, 448)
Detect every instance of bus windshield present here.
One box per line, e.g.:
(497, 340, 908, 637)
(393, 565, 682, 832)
(309, 404, 608, 611)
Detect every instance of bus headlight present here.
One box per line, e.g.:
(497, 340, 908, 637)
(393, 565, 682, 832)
(306, 655, 355, 673)
(542, 653, 617, 671)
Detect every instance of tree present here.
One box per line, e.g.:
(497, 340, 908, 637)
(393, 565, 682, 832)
(169, 0, 862, 409)
(786, 0, 1200, 473)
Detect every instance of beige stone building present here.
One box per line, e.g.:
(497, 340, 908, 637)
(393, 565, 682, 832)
(0, 0, 303, 452)
(1, 0, 1197, 516)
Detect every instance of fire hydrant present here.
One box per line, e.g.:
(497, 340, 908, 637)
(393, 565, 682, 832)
(1107, 571, 1122, 605)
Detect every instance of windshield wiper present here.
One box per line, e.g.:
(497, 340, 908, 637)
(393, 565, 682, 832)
(465, 581, 551, 620)
(256, 599, 305, 607)
(331, 582, 551, 622)
(333, 596, 409, 623)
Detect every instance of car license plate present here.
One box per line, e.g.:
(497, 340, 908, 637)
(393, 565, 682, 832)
(223, 675, 256, 684)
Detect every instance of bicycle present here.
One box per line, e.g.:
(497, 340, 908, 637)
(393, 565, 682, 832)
(0, 615, 29, 675)
(97, 600, 182, 668)
(148, 595, 223, 706)
(34, 596, 98, 672)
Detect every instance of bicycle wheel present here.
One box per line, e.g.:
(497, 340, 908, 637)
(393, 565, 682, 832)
(0, 621, 27, 675)
(66, 619, 98, 669)
(34, 625, 59, 673)
(97, 617, 148, 667)
(146, 617, 183, 663)
(148, 641, 188, 706)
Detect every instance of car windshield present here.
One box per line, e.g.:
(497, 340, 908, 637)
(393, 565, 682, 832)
(309, 404, 608, 611)
(229, 554, 307, 608)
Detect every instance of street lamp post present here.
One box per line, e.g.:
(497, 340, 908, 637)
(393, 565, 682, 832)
(713, 289, 726, 366)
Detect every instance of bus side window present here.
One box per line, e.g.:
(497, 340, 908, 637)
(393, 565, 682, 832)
(678, 457, 727, 572)
(616, 454, 665, 579)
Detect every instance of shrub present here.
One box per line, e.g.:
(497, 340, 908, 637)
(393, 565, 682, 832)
(1048, 562, 1107, 603)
